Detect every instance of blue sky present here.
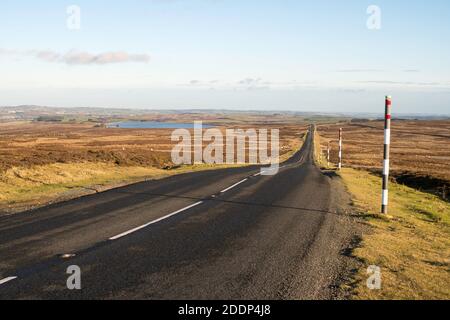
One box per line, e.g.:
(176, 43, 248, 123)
(1, 0, 450, 114)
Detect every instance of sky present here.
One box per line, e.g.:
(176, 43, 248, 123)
(1, 0, 450, 114)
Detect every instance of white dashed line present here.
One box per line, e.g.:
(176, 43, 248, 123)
(109, 201, 204, 240)
(0, 276, 17, 286)
(220, 179, 249, 193)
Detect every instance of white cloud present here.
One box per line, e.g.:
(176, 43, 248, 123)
(357, 80, 443, 86)
(336, 69, 383, 73)
(403, 69, 420, 73)
(0, 48, 150, 65)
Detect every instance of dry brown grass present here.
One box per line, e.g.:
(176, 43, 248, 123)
(0, 163, 168, 213)
(0, 122, 173, 171)
(316, 120, 450, 182)
(0, 121, 306, 171)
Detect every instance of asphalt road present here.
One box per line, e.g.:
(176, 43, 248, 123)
(0, 127, 357, 299)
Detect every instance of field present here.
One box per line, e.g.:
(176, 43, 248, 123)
(317, 120, 450, 199)
(0, 116, 307, 214)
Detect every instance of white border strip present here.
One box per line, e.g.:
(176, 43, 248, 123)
(383, 159, 390, 175)
(382, 190, 389, 206)
(384, 129, 391, 145)
(220, 179, 248, 193)
(0, 276, 17, 285)
(109, 201, 204, 240)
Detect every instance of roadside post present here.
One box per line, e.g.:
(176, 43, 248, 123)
(327, 142, 330, 168)
(381, 96, 392, 214)
(338, 128, 342, 170)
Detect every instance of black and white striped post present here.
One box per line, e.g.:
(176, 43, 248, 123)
(381, 96, 392, 214)
(338, 128, 342, 170)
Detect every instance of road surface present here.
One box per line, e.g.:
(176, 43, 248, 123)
(0, 128, 357, 299)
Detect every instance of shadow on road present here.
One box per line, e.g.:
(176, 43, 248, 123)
(114, 189, 347, 217)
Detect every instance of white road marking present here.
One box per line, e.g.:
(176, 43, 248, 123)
(0, 276, 17, 285)
(109, 201, 204, 240)
(220, 179, 248, 193)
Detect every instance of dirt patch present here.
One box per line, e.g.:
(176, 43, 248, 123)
(393, 172, 449, 202)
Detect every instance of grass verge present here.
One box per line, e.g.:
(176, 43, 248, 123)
(0, 162, 252, 214)
(339, 168, 450, 300)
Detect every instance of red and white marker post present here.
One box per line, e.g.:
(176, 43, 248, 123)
(381, 96, 392, 214)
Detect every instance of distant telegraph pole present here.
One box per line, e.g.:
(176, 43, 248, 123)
(338, 128, 343, 170)
(381, 96, 392, 214)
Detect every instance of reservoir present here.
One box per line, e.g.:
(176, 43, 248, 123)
(107, 121, 213, 129)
